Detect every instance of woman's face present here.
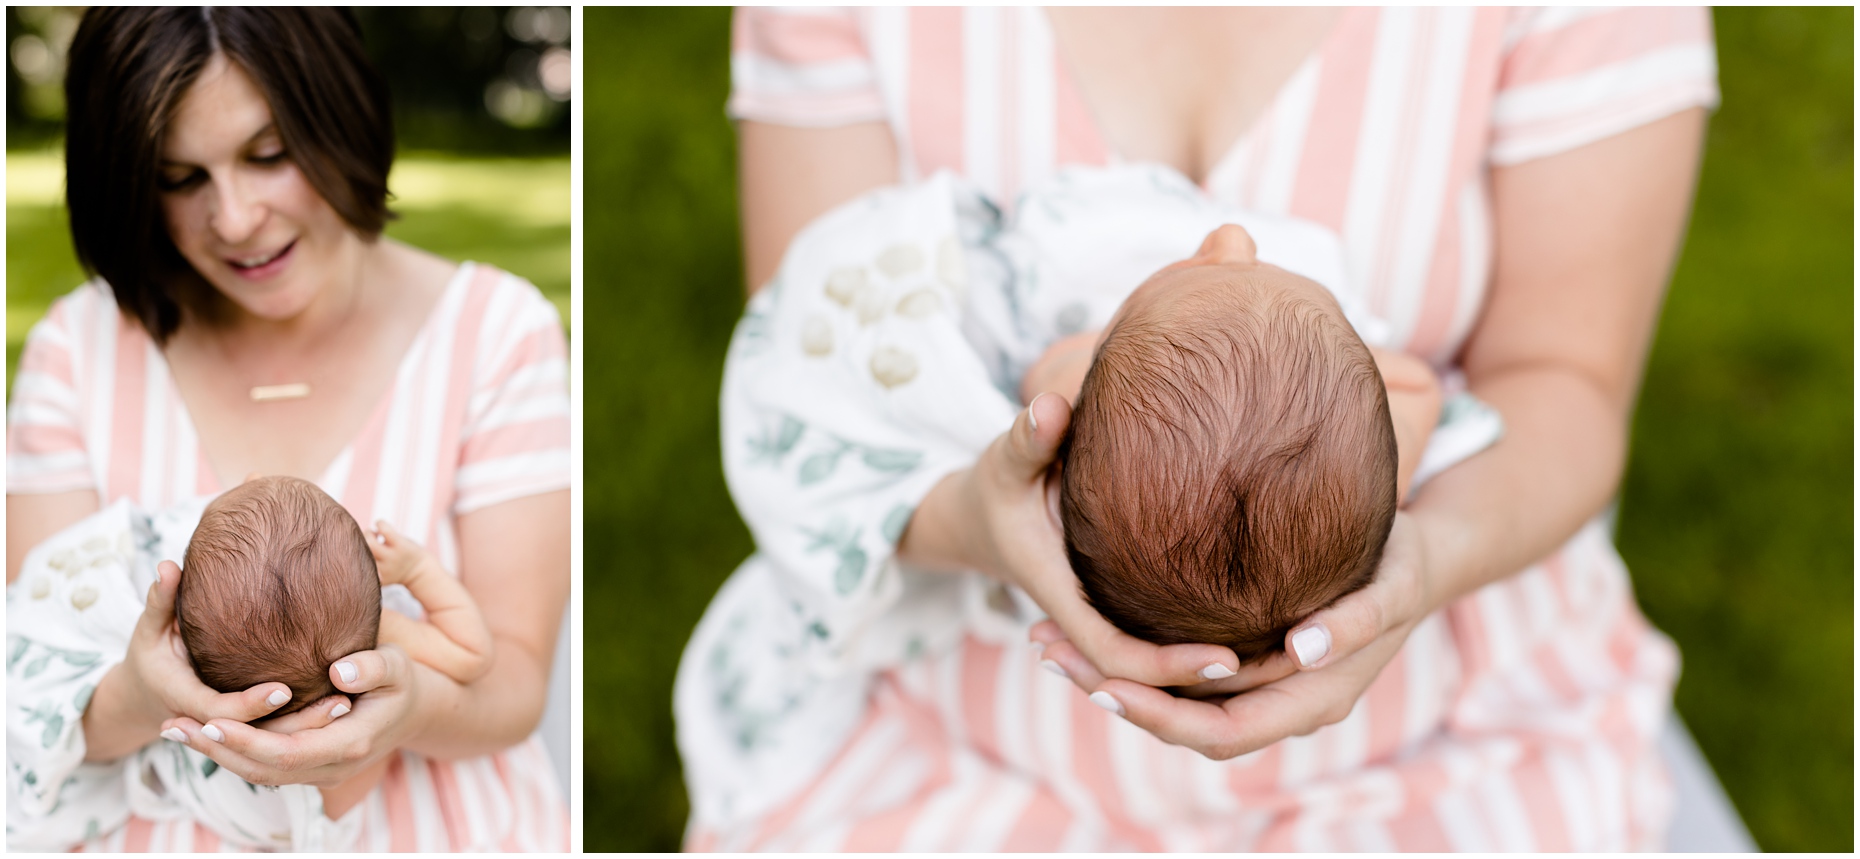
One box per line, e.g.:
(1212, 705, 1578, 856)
(158, 53, 358, 322)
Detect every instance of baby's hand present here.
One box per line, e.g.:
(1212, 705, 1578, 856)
(371, 521, 417, 586)
(369, 520, 495, 684)
(371, 521, 437, 588)
(1367, 347, 1444, 500)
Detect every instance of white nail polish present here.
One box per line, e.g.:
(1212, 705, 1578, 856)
(267, 690, 289, 707)
(161, 727, 187, 743)
(1088, 691, 1125, 716)
(330, 703, 351, 719)
(201, 724, 225, 742)
(1039, 659, 1069, 679)
(1291, 625, 1331, 668)
(1198, 663, 1236, 681)
(1027, 399, 1041, 432)
(336, 662, 358, 684)
(1028, 640, 1046, 656)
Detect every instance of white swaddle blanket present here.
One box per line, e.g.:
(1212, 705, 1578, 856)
(6, 499, 364, 852)
(674, 164, 1503, 833)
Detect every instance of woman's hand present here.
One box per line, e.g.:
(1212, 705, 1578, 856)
(81, 560, 298, 762)
(899, 393, 1244, 687)
(1017, 331, 1102, 405)
(1035, 512, 1436, 759)
(156, 645, 427, 788)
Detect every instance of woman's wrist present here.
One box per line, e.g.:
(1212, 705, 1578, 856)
(80, 661, 160, 762)
(1402, 506, 1476, 619)
(398, 659, 453, 750)
(400, 644, 546, 760)
(895, 467, 991, 577)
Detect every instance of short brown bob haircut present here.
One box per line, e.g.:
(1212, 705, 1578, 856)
(176, 476, 381, 717)
(64, 7, 395, 344)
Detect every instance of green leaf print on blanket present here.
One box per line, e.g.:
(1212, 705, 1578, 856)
(21, 698, 65, 749)
(881, 504, 914, 545)
(860, 448, 922, 473)
(747, 415, 807, 466)
(797, 438, 923, 486)
(801, 518, 869, 595)
(14, 644, 102, 680)
(748, 414, 924, 484)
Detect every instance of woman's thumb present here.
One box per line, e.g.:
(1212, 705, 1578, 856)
(143, 560, 181, 627)
(1003, 392, 1071, 480)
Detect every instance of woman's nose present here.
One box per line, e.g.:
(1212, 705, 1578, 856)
(208, 172, 265, 245)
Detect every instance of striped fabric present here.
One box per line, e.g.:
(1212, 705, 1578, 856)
(707, 6, 1718, 851)
(6, 262, 569, 851)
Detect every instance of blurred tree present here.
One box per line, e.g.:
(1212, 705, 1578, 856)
(5, 6, 570, 155)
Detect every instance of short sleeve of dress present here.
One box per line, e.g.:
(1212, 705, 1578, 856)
(453, 271, 571, 515)
(7, 291, 98, 496)
(727, 6, 890, 127)
(1490, 6, 1719, 166)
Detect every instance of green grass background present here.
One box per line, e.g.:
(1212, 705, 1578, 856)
(5, 152, 569, 382)
(581, 7, 1852, 852)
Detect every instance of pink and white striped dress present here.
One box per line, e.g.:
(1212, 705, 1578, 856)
(6, 262, 570, 851)
(701, 6, 1719, 851)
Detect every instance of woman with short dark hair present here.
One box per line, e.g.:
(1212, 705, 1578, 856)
(7, 7, 568, 850)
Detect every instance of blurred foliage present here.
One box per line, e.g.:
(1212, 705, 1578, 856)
(582, 7, 744, 851)
(1613, 6, 1854, 852)
(581, 6, 1853, 854)
(6, 152, 569, 386)
(6, 6, 570, 154)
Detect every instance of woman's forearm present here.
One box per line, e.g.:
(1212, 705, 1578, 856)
(402, 634, 551, 759)
(1411, 109, 1706, 613)
(1408, 364, 1629, 610)
(895, 468, 986, 576)
(80, 662, 161, 762)
(409, 490, 566, 758)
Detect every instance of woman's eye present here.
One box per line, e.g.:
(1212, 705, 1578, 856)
(157, 170, 205, 192)
(251, 150, 289, 165)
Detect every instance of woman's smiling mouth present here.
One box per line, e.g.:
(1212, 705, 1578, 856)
(225, 239, 296, 278)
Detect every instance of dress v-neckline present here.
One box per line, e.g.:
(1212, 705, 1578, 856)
(1036, 7, 1348, 193)
(149, 261, 475, 497)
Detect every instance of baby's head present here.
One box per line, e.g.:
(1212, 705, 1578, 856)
(1059, 226, 1397, 663)
(176, 476, 380, 716)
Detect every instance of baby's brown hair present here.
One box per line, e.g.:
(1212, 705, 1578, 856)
(176, 476, 380, 716)
(1059, 273, 1397, 663)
